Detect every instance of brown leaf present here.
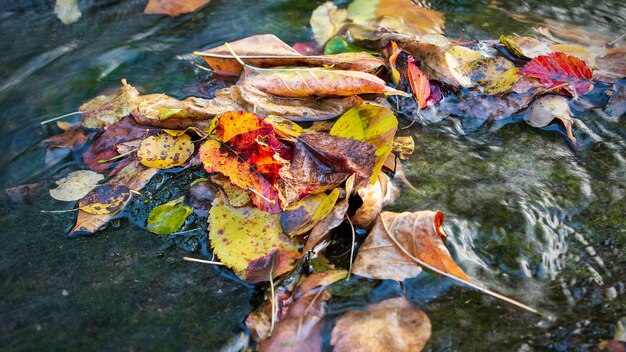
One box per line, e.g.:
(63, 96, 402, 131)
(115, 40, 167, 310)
(258, 290, 331, 352)
(80, 80, 140, 129)
(244, 250, 301, 284)
(144, 0, 211, 17)
(596, 47, 626, 83)
(277, 134, 375, 205)
(353, 210, 472, 282)
(131, 94, 224, 129)
(331, 297, 431, 352)
(293, 270, 348, 299)
(43, 126, 91, 151)
(347, 0, 445, 36)
(241, 65, 409, 98)
(70, 161, 157, 236)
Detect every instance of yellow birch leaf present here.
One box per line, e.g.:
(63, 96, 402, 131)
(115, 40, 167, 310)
(137, 133, 194, 169)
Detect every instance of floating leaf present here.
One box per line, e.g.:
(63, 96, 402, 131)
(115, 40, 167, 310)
(465, 57, 516, 88)
(208, 205, 298, 281)
(526, 95, 576, 143)
(596, 47, 626, 83)
(518, 52, 593, 97)
(407, 56, 430, 108)
(79, 184, 131, 215)
(70, 161, 158, 236)
(331, 297, 431, 352)
(500, 35, 551, 60)
(49, 170, 104, 202)
(146, 196, 193, 235)
(347, 0, 444, 35)
(330, 104, 398, 183)
(242, 65, 409, 98)
(353, 211, 470, 282)
(483, 67, 520, 95)
(144, 0, 211, 16)
(311, 1, 348, 45)
(80, 80, 139, 129)
(281, 189, 340, 236)
(137, 132, 194, 169)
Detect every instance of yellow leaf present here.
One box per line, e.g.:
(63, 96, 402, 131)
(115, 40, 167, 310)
(280, 188, 340, 236)
(484, 67, 520, 95)
(330, 105, 398, 183)
(79, 184, 130, 215)
(208, 205, 298, 278)
(263, 115, 303, 138)
(137, 133, 194, 169)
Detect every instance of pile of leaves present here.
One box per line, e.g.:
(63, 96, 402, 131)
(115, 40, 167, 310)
(40, 0, 625, 350)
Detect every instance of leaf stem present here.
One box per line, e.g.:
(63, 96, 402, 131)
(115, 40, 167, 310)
(40, 111, 82, 126)
(182, 256, 225, 266)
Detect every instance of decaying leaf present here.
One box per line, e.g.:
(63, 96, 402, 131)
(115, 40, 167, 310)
(331, 297, 431, 352)
(210, 174, 250, 207)
(347, 0, 444, 35)
(70, 161, 158, 236)
(483, 67, 521, 95)
(49, 170, 104, 202)
(146, 196, 193, 235)
(281, 189, 340, 236)
(208, 205, 298, 281)
(80, 80, 139, 129)
(330, 104, 397, 183)
(244, 250, 301, 284)
(144, 0, 211, 16)
(352, 210, 470, 282)
(79, 184, 131, 215)
(596, 47, 626, 83)
(500, 35, 551, 60)
(293, 270, 348, 299)
(137, 132, 195, 169)
(518, 52, 593, 97)
(278, 133, 375, 205)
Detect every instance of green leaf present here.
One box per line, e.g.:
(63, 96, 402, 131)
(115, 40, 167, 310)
(324, 37, 377, 55)
(146, 196, 193, 235)
(208, 205, 298, 279)
(330, 105, 398, 183)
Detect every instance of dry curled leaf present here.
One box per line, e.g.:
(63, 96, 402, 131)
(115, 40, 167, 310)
(352, 210, 471, 282)
(331, 297, 431, 352)
(350, 173, 399, 228)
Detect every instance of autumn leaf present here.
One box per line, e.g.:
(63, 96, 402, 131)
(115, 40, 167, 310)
(518, 51, 593, 97)
(483, 67, 521, 95)
(79, 184, 131, 215)
(525, 95, 576, 143)
(347, 0, 444, 35)
(391, 136, 414, 160)
(146, 196, 193, 235)
(137, 132, 195, 169)
(207, 205, 298, 282)
(258, 290, 331, 352)
(331, 297, 431, 352)
(280, 189, 340, 236)
(210, 174, 250, 207)
(144, 0, 211, 17)
(324, 37, 376, 55)
(70, 161, 158, 236)
(49, 170, 104, 201)
(55, 0, 81, 25)
(244, 250, 301, 284)
(277, 133, 375, 205)
(350, 173, 399, 228)
(353, 211, 541, 314)
(330, 104, 397, 183)
(352, 210, 471, 282)
(80, 79, 139, 129)
(407, 55, 430, 108)
(293, 270, 348, 299)
(310, 2, 348, 45)
(500, 35, 551, 60)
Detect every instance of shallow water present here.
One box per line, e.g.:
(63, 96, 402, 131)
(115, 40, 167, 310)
(0, 1, 625, 351)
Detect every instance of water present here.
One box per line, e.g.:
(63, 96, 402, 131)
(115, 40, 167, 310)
(0, 0, 624, 350)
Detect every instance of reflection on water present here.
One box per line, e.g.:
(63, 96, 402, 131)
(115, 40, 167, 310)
(0, 0, 624, 350)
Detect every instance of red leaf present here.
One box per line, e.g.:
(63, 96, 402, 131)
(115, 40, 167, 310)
(407, 55, 431, 109)
(518, 52, 593, 97)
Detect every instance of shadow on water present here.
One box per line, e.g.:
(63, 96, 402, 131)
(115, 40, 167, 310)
(0, 0, 624, 350)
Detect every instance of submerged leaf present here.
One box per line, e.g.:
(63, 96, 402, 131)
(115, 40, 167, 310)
(331, 297, 431, 352)
(331, 298, 429, 351)
(49, 170, 104, 202)
(208, 205, 298, 281)
(146, 196, 193, 235)
(137, 133, 195, 169)
(347, 0, 444, 35)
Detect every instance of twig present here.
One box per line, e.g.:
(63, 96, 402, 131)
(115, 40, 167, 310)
(269, 258, 277, 337)
(40, 111, 82, 126)
(346, 216, 356, 281)
(182, 256, 225, 266)
(40, 208, 80, 213)
(97, 148, 138, 164)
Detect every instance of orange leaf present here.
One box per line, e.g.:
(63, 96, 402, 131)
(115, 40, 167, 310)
(215, 111, 263, 142)
(144, 0, 211, 17)
(407, 56, 430, 109)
